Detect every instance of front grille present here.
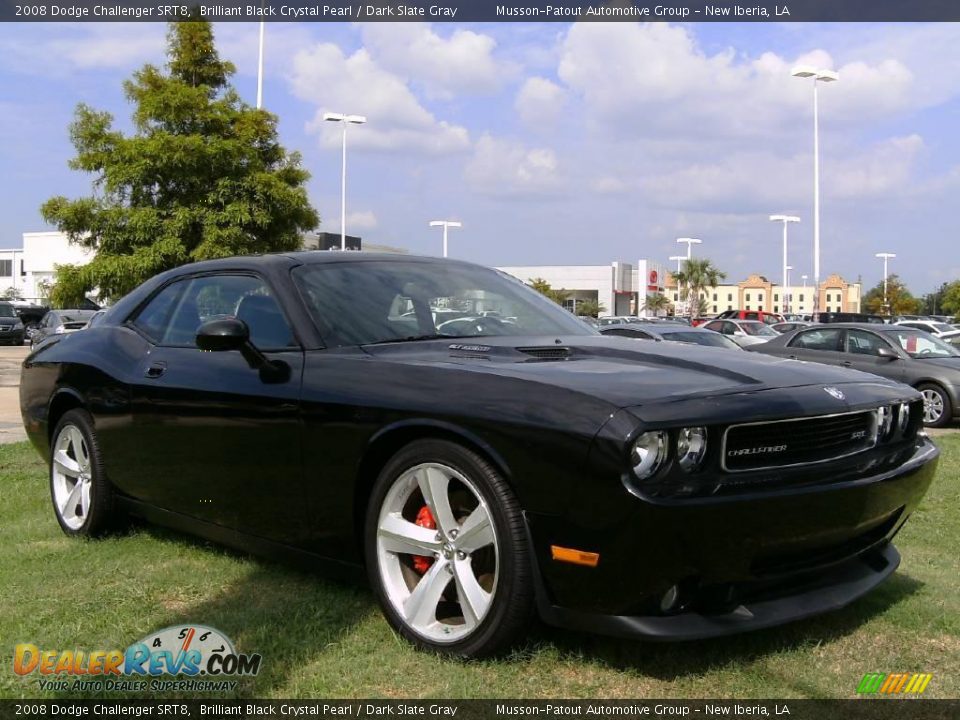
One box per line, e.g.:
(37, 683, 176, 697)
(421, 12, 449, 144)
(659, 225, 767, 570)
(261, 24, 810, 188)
(723, 411, 876, 472)
(517, 346, 571, 360)
(0, 325, 11, 331)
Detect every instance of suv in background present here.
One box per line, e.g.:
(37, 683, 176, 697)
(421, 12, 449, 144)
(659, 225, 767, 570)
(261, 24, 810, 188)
(818, 312, 887, 324)
(0, 302, 25, 345)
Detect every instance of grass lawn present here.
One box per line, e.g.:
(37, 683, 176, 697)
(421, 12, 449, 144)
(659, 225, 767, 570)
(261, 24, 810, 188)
(1, 437, 958, 700)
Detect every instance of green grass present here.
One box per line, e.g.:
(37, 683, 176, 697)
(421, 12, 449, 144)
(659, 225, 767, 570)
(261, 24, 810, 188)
(1, 437, 958, 699)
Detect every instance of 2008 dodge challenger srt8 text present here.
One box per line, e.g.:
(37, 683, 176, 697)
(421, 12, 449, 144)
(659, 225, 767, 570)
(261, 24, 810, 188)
(20, 253, 938, 657)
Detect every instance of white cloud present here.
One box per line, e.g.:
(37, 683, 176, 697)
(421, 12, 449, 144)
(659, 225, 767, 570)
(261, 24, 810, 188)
(0, 24, 165, 75)
(591, 176, 627, 194)
(464, 134, 563, 196)
(288, 43, 470, 155)
(360, 23, 503, 99)
(340, 210, 379, 231)
(515, 76, 567, 127)
(556, 23, 915, 140)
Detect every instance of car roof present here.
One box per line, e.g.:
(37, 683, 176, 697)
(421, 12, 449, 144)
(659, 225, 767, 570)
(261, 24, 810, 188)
(599, 323, 664, 333)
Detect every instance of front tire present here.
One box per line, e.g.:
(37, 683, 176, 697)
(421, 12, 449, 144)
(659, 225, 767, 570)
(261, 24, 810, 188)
(50, 409, 116, 537)
(365, 439, 534, 658)
(918, 383, 952, 428)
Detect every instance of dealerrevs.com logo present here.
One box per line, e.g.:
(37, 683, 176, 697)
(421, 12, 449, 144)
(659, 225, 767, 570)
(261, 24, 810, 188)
(13, 624, 261, 692)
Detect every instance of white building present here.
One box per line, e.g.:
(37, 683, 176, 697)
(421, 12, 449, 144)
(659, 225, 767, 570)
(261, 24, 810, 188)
(0, 232, 94, 303)
(497, 260, 668, 317)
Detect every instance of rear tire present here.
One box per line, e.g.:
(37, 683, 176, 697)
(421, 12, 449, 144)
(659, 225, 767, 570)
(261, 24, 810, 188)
(50, 409, 116, 537)
(918, 383, 952, 428)
(365, 439, 534, 658)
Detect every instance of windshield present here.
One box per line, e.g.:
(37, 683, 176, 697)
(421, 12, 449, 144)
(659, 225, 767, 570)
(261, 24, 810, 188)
(888, 329, 960, 359)
(741, 322, 778, 337)
(660, 330, 739, 349)
(930, 323, 955, 333)
(0, 304, 17, 318)
(293, 261, 595, 347)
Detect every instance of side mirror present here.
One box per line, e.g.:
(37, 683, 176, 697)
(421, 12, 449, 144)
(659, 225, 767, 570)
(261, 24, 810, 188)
(196, 318, 249, 352)
(196, 317, 290, 383)
(877, 347, 899, 360)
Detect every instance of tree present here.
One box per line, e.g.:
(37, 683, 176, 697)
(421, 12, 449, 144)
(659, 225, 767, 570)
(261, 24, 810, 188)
(42, 20, 319, 306)
(643, 293, 671, 315)
(1, 287, 22, 301)
(940, 280, 960, 320)
(528, 278, 570, 305)
(574, 299, 605, 318)
(673, 259, 727, 320)
(862, 274, 922, 316)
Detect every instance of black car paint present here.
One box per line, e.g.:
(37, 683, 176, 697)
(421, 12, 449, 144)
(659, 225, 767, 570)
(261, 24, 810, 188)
(20, 254, 939, 640)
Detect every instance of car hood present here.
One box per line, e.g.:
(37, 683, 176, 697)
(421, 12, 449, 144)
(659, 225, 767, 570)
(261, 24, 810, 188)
(362, 335, 890, 409)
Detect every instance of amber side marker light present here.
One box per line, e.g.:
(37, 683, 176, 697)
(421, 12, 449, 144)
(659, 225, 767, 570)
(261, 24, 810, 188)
(551, 545, 600, 567)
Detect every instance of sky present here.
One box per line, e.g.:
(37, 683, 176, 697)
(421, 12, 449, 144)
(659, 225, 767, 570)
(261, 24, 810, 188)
(1, 20, 958, 294)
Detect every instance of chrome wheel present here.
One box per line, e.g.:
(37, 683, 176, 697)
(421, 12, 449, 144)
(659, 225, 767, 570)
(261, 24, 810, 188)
(375, 462, 498, 644)
(51, 424, 93, 531)
(922, 388, 944, 425)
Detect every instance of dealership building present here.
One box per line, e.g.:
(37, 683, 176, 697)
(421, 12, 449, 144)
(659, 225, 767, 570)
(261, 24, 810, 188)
(498, 261, 861, 317)
(0, 232, 94, 303)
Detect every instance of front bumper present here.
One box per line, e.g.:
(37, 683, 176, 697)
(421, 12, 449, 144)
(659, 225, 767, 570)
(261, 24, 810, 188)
(528, 437, 938, 640)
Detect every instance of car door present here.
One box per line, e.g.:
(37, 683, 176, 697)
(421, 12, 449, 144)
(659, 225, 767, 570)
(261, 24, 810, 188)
(126, 272, 308, 545)
(784, 327, 844, 365)
(840, 329, 906, 382)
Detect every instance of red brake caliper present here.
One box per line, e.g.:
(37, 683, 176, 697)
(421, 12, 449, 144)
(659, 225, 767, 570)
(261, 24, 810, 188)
(412, 505, 436, 575)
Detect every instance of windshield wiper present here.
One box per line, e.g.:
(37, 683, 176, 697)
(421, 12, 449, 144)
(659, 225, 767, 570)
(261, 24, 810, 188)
(365, 334, 475, 346)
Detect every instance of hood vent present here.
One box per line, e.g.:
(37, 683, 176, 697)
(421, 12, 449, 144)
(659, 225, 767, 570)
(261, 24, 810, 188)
(517, 346, 572, 361)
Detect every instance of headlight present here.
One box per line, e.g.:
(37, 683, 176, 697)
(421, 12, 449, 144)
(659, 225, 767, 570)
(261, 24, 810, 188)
(631, 431, 668, 480)
(876, 405, 893, 441)
(896, 402, 911, 436)
(676, 426, 707, 472)
(54, 326, 65, 334)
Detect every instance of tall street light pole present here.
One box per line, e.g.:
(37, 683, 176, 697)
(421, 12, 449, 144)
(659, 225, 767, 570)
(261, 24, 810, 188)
(429, 220, 462, 258)
(791, 65, 838, 319)
(675, 238, 701, 317)
(256, 21, 265, 109)
(785, 265, 794, 313)
(876, 252, 896, 315)
(769, 214, 800, 315)
(323, 113, 367, 250)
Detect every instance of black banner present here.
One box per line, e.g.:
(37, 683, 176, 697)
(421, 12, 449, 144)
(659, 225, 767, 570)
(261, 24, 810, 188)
(4, 0, 960, 23)
(1, 701, 960, 720)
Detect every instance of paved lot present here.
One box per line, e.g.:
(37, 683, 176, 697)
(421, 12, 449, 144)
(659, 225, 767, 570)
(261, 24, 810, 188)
(0, 346, 29, 445)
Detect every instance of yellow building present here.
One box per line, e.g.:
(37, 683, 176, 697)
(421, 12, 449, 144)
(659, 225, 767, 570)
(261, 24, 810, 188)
(665, 272, 861, 316)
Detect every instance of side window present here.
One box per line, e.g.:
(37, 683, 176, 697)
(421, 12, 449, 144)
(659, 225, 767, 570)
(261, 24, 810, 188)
(789, 328, 842, 351)
(132, 281, 187, 342)
(704, 321, 721, 332)
(134, 275, 295, 349)
(722, 322, 737, 335)
(846, 330, 887, 355)
(744, 312, 759, 321)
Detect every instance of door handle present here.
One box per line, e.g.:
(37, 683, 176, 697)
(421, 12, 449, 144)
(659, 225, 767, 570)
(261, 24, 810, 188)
(788, 354, 798, 360)
(144, 362, 167, 379)
(842, 361, 852, 367)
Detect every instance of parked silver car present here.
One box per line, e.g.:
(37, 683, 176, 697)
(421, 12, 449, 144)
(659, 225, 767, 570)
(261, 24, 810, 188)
(749, 323, 960, 427)
(30, 309, 98, 347)
(701, 318, 779, 347)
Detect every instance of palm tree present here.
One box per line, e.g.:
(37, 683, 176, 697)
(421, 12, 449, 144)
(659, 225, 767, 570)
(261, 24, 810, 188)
(673, 258, 727, 320)
(528, 278, 570, 306)
(643, 293, 671, 315)
(574, 299, 605, 318)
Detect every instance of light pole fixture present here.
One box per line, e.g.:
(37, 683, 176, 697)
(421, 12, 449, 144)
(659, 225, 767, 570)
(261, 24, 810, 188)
(676, 237, 702, 260)
(429, 220, 462, 258)
(323, 112, 367, 251)
(770, 214, 800, 315)
(876, 252, 896, 315)
(792, 65, 838, 318)
(802, 274, 808, 288)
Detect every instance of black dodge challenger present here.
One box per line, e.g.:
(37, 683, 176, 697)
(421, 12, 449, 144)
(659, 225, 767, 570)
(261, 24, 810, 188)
(20, 253, 938, 657)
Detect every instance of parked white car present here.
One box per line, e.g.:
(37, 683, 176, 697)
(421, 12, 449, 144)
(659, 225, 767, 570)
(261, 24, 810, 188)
(701, 318, 779, 347)
(895, 320, 956, 337)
